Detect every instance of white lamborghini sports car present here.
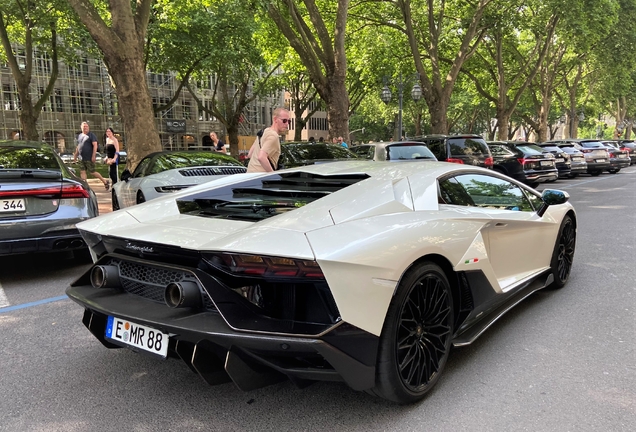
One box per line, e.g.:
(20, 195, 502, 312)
(66, 161, 576, 403)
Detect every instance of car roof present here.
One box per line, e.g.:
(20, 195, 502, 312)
(363, 141, 430, 148)
(0, 140, 53, 150)
(412, 134, 483, 139)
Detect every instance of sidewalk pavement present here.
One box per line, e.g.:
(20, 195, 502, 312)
(87, 178, 113, 215)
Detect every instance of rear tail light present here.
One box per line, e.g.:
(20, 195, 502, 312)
(484, 157, 494, 167)
(206, 253, 325, 279)
(61, 183, 90, 198)
(446, 158, 464, 164)
(0, 183, 89, 199)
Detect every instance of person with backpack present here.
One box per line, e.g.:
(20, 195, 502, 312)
(246, 108, 290, 173)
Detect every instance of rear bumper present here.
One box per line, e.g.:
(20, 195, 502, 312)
(585, 161, 610, 172)
(66, 283, 378, 392)
(0, 229, 86, 256)
(607, 158, 630, 170)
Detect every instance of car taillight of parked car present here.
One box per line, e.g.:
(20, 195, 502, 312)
(0, 183, 89, 199)
(485, 157, 493, 168)
(446, 158, 464, 164)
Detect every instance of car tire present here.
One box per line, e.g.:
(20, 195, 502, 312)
(136, 190, 146, 204)
(590, 170, 601, 176)
(608, 169, 620, 174)
(547, 215, 576, 289)
(112, 191, 120, 211)
(568, 173, 578, 179)
(371, 261, 454, 404)
(528, 182, 540, 189)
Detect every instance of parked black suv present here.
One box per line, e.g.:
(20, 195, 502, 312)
(411, 134, 493, 168)
(486, 141, 558, 187)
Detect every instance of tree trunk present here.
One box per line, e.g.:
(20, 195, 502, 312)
(66, 0, 160, 169)
(105, 57, 159, 166)
(17, 93, 39, 141)
(496, 108, 510, 141)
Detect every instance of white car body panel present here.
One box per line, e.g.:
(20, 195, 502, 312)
(113, 165, 246, 209)
(79, 161, 575, 337)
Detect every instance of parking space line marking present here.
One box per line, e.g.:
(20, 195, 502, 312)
(0, 281, 9, 308)
(0, 295, 68, 314)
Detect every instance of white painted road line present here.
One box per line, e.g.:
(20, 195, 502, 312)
(0, 280, 9, 308)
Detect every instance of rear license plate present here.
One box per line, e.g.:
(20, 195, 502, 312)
(596, 159, 606, 163)
(0, 198, 26, 213)
(618, 154, 628, 158)
(540, 161, 553, 166)
(105, 316, 169, 358)
(556, 158, 565, 162)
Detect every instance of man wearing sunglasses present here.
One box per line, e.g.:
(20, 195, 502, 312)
(247, 107, 290, 173)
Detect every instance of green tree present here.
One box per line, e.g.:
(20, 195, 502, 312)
(264, 0, 351, 141)
(66, 0, 160, 169)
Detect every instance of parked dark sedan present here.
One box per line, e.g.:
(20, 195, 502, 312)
(535, 143, 573, 178)
(0, 141, 99, 256)
(614, 140, 636, 164)
(548, 143, 588, 178)
(278, 142, 360, 169)
(602, 141, 631, 173)
(411, 134, 493, 169)
(486, 141, 558, 187)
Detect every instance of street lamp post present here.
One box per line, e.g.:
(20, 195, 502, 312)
(381, 73, 422, 140)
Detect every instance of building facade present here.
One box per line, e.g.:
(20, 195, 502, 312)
(0, 49, 282, 155)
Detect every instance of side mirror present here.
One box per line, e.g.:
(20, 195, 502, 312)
(121, 169, 132, 182)
(537, 189, 569, 217)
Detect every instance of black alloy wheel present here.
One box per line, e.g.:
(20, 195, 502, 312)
(111, 191, 120, 211)
(549, 215, 576, 289)
(590, 170, 601, 176)
(136, 190, 146, 204)
(372, 262, 454, 404)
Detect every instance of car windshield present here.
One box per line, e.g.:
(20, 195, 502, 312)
(152, 152, 243, 172)
(0, 145, 61, 169)
(516, 144, 545, 155)
(284, 143, 358, 160)
(386, 144, 436, 160)
(447, 138, 489, 156)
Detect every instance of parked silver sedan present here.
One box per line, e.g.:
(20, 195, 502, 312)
(0, 141, 99, 256)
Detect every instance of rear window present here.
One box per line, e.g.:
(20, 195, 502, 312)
(386, 144, 436, 160)
(0, 146, 61, 169)
(488, 145, 514, 156)
(540, 145, 560, 152)
(284, 144, 357, 161)
(580, 141, 605, 148)
(448, 138, 489, 156)
(516, 144, 545, 155)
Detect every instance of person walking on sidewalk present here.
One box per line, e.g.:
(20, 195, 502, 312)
(210, 132, 227, 153)
(73, 122, 109, 189)
(104, 127, 120, 189)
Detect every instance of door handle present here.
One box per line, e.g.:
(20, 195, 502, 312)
(495, 222, 507, 227)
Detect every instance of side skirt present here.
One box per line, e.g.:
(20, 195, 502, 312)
(452, 269, 553, 347)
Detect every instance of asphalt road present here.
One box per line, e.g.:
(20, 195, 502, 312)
(1, 168, 635, 432)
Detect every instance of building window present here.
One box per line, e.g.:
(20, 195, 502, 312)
(198, 100, 215, 121)
(183, 100, 192, 120)
(35, 51, 52, 74)
(68, 57, 89, 77)
(3, 84, 19, 110)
